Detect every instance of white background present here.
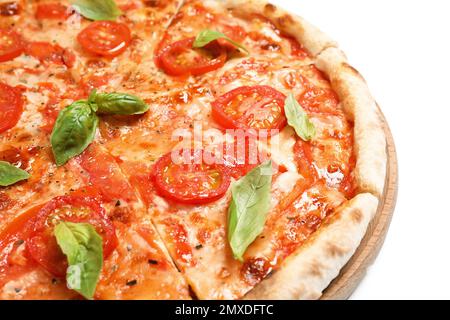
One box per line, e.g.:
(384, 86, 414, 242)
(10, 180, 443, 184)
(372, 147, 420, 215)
(272, 0, 450, 299)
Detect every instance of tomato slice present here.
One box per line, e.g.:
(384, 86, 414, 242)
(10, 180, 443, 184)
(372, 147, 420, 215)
(25, 42, 74, 67)
(0, 82, 24, 133)
(212, 85, 287, 132)
(298, 86, 340, 115)
(0, 28, 24, 62)
(26, 196, 117, 277)
(35, 3, 70, 20)
(77, 145, 137, 203)
(152, 150, 231, 205)
(77, 21, 131, 58)
(157, 37, 227, 76)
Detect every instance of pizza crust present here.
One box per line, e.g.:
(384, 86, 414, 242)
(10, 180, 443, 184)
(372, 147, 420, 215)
(223, 0, 337, 56)
(316, 48, 387, 197)
(244, 193, 379, 300)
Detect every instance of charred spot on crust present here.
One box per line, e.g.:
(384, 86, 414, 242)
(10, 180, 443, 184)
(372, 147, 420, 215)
(264, 3, 277, 14)
(350, 208, 364, 224)
(326, 242, 347, 258)
(0, 2, 21, 16)
(277, 14, 295, 28)
(308, 260, 325, 278)
(241, 257, 272, 286)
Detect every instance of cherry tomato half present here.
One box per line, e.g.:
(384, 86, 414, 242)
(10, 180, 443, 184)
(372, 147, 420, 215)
(157, 37, 227, 76)
(26, 196, 117, 277)
(212, 85, 287, 132)
(35, 3, 70, 20)
(0, 28, 24, 62)
(152, 150, 231, 205)
(77, 21, 131, 58)
(0, 82, 24, 133)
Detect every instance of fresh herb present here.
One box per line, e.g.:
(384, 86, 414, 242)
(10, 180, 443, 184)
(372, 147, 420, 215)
(89, 90, 149, 115)
(193, 29, 249, 54)
(228, 161, 273, 261)
(0, 161, 30, 187)
(54, 222, 103, 300)
(51, 91, 149, 166)
(72, 0, 122, 21)
(284, 93, 316, 141)
(51, 101, 98, 166)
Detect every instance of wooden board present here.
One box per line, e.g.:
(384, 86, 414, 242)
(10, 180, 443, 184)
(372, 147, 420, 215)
(321, 110, 398, 300)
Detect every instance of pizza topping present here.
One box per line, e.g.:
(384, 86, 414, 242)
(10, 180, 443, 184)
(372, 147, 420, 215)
(51, 92, 149, 166)
(26, 196, 117, 278)
(88, 90, 149, 115)
(51, 101, 99, 166)
(54, 221, 103, 300)
(0, 82, 23, 134)
(77, 21, 131, 57)
(152, 150, 231, 205)
(77, 145, 137, 203)
(284, 93, 316, 141)
(72, 0, 122, 21)
(228, 161, 273, 261)
(0, 161, 30, 187)
(298, 86, 340, 115)
(193, 29, 249, 54)
(0, 2, 21, 16)
(0, 28, 24, 62)
(212, 85, 287, 132)
(35, 3, 71, 20)
(157, 37, 227, 76)
(25, 42, 74, 67)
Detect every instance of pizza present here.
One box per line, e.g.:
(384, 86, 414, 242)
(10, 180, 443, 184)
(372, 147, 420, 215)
(0, 0, 387, 300)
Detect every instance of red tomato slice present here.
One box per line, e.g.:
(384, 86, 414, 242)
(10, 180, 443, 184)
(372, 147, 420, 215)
(0, 205, 43, 287)
(26, 196, 117, 277)
(158, 37, 227, 76)
(298, 86, 340, 115)
(0, 82, 24, 133)
(77, 21, 131, 57)
(35, 3, 70, 20)
(152, 150, 231, 205)
(0, 28, 24, 62)
(76, 145, 137, 203)
(25, 42, 74, 67)
(212, 85, 287, 132)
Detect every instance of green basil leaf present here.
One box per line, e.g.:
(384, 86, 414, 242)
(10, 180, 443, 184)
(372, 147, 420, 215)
(193, 29, 249, 54)
(284, 93, 316, 141)
(0, 161, 30, 187)
(89, 91, 149, 115)
(228, 161, 273, 261)
(72, 0, 122, 21)
(54, 221, 103, 300)
(51, 101, 98, 166)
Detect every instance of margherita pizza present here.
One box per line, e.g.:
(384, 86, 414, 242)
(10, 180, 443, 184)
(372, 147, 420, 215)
(0, 0, 387, 300)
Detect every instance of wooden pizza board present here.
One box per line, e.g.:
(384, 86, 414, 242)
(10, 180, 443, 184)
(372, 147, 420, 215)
(321, 110, 398, 300)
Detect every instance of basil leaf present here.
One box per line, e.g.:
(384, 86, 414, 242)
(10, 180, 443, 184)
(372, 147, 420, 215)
(51, 101, 98, 166)
(0, 161, 30, 187)
(89, 91, 149, 115)
(72, 0, 122, 21)
(284, 93, 316, 141)
(54, 221, 103, 300)
(228, 161, 273, 261)
(193, 29, 249, 54)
